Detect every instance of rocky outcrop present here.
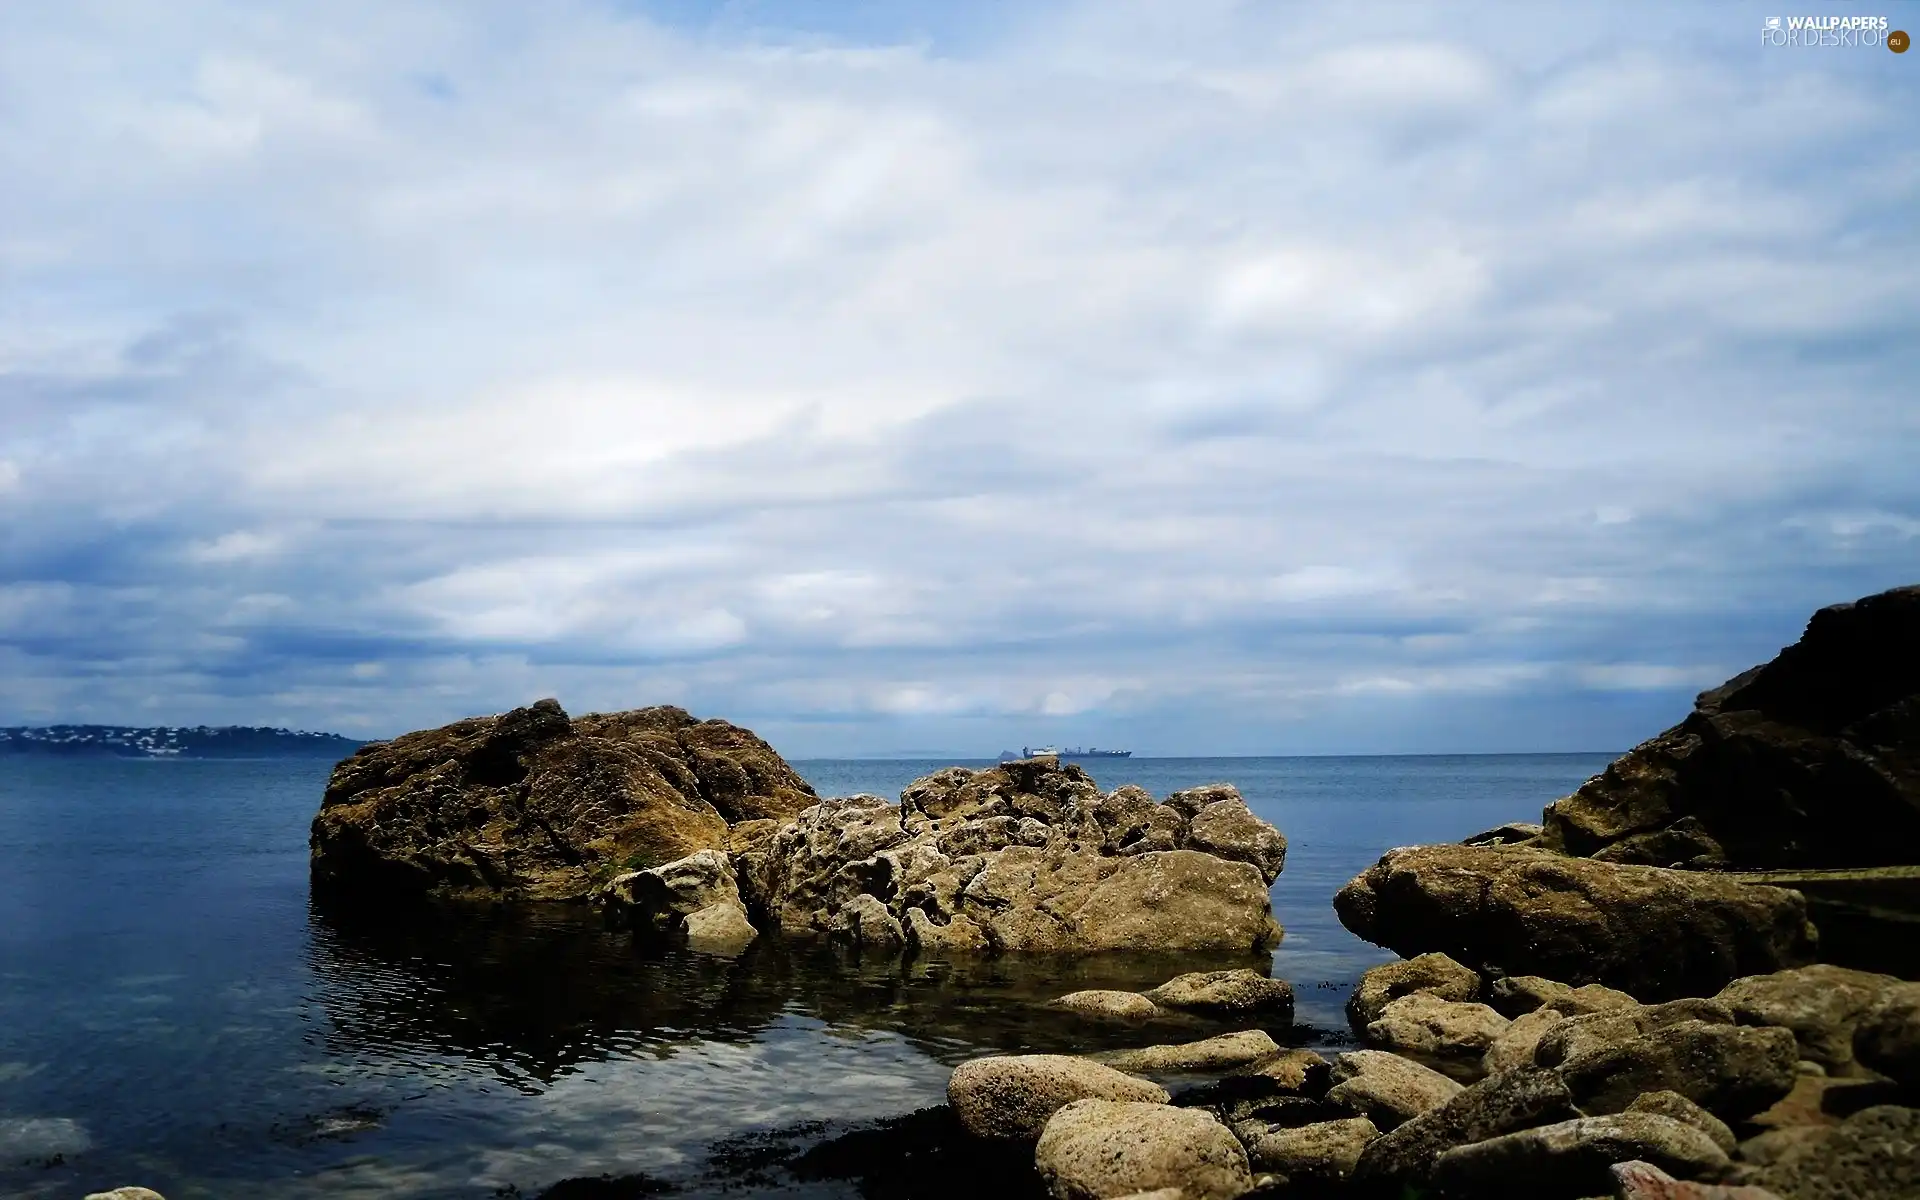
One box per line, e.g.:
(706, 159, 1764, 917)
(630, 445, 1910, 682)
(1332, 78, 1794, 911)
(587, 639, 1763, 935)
(736, 759, 1286, 956)
(948, 1055, 1170, 1141)
(310, 700, 816, 900)
(1347, 952, 1481, 1032)
(602, 849, 758, 951)
(1333, 843, 1818, 1000)
(1035, 1099, 1253, 1200)
(1538, 585, 1920, 870)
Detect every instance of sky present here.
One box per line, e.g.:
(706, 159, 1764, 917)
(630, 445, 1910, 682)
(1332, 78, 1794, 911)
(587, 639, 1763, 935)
(1, 1, 1916, 757)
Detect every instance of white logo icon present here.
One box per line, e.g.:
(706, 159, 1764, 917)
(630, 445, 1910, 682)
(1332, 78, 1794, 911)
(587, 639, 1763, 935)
(1765, 16, 1782, 30)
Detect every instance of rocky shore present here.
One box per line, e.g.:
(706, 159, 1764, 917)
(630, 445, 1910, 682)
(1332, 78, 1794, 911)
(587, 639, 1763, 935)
(289, 584, 1918, 1200)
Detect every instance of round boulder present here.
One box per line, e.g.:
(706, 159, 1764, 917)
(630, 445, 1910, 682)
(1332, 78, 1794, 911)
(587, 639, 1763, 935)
(1036, 1099, 1253, 1200)
(948, 1055, 1170, 1141)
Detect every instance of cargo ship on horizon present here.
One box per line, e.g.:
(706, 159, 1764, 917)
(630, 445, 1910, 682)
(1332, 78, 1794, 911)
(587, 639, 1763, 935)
(1002, 745, 1133, 761)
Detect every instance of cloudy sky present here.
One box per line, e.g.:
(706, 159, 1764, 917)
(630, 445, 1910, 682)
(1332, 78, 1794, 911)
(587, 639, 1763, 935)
(1, 1, 1915, 756)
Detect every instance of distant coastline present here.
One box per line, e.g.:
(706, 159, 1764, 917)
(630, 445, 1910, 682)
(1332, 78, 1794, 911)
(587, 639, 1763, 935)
(0, 724, 362, 759)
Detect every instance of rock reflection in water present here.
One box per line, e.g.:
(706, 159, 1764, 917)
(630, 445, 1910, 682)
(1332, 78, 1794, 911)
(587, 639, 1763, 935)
(307, 893, 1292, 1094)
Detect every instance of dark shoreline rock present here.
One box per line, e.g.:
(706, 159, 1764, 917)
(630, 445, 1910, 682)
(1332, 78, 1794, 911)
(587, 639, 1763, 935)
(311, 700, 816, 901)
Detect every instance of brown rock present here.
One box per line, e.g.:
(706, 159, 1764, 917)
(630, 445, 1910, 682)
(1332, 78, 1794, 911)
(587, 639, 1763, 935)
(1051, 990, 1164, 1022)
(1036, 1099, 1253, 1200)
(1627, 1091, 1737, 1153)
(1099, 1031, 1282, 1076)
(1556, 1020, 1800, 1123)
(1489, 975, 1640, 1018)
(1247, 1116, 1379, 1184)
(1431, 1113, 1732, 1200)
(948, 1055, 1170, 1141)
(1348, 952, 1482, 1032)
(1323, 1050, 1463, 1131)
(1751, 1105, 1920, 1200)
(1715, 965, 1912, 1075)
(310, 700, 815, 901)
(1365, 993, 1511, 1068)
(1483, 1008, 1566, 1074)
(1143, 970, 1293, 1020)
(1851, 981, 1920, 1088)
(1333, 843, 1818, 1001)
(1352, 1066, 1580, 1190)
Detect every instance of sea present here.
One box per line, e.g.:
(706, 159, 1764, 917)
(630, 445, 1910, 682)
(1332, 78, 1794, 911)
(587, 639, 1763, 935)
(0, 753, 1614, 1199)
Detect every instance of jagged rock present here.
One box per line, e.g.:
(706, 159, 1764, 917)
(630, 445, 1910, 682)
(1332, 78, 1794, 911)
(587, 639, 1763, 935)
(1347, 952, 1482, 1033)
(1483, 1008, 1565, 1074)
(1036, 1099, 1253, 1200)
(1714, 965, 1912, 1076)
(743, 760, 1286, 955)
(1365, 993, 1511, 1069)
(603, 849, 759, 950)
(1247, 1116, 1379, 1184)
(1099, 1031, 1282, 1075)
(1611, 1160, 1785, 1200)
(1051, 990, 1164, 1022)
(947, 1055, 1170, 1141)
(1236, 1049, 1331, 1095)
(1555, 1020, 1800, 1122)
(1489, 975, 1640, 1018)
(1852, 982, 1920, 1089)
(1539, 585, 1920, 870)
(1750, 1105, 1920, 1200)
(1627, 1092, 1737, 1153)
(831, 892, 906, 950)
(1144, 970, 1293, 1020)
(311, 700, 816, 900)
(1431, 1113, 1732, 1200)
(1463, 822, 1546, 848)
(1352, 1066, 1579, 1191)
(681, 899, 757, 951)
(1333, 844, 1817, 1001)
(1323, 1050, 1463, 1130)
(1181, 794, 1288, 884)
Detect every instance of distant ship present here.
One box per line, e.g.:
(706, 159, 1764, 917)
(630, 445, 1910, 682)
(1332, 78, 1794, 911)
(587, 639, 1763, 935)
(1008, 745, 1132, 760)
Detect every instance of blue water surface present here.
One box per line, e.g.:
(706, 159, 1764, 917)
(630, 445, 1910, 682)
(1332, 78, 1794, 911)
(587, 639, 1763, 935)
(0, 753, 1612, 1198)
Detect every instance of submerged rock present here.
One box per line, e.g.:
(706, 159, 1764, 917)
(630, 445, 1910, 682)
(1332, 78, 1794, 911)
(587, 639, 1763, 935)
(1538, 585, 1920, 870)
(1144, 970, 1293, 1020)
(948, 1055, 1170, 1141)
(1098, 1030, 1282, 1076)
(311, 700, 816, 901)
(1333, 843, 1817, 1000)
(1050, 990, 1165, 1022)
(738, 760, 1286, 955)
(1036, 1099, 1252, 1200)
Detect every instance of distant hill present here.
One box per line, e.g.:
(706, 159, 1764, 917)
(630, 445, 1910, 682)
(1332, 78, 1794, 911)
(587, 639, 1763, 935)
(0, 724, 362, 759)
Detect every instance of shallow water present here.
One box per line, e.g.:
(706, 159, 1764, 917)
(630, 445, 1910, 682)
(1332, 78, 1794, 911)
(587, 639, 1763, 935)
(0, 753, 1613, 1198)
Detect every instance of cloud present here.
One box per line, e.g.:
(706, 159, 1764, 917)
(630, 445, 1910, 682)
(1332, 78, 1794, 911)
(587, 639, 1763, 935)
(0, 0, 1914, 753)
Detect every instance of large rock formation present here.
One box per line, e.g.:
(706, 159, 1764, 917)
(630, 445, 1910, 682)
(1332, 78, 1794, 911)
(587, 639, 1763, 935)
(311, 700, 816, 900)
(734, 758, 1286, 956)
(1539, 585, 1920, 869)
(1333, 843, 1817, 1000)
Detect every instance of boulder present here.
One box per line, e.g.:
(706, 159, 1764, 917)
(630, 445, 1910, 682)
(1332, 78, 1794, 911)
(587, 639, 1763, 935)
(1036, 1099, 1253, 1200)
(1489, 975, 1640, 1018)
(310, 700, 816, 901)
(1365, 993, 1511, 1069)
(1555, 1020, 1800, 1123)
(830, 892, 906, 950)
(1751, 1105, 1920, 1200)
(743, 760, 1286, 955)
(603, 849, 759, 949)
(1236, 1048, 1331, 1095)
(1347, 952, 1481, 1032)
(1483, 1008, 1565, 1075)
(1715, 965, 1913, 1076)
(1099, 1031, 1282, 1076)
(1852, 982, 1920, 1089)
(1430, 1113, 1732, 1200)
(1051, 990, 1164, 1022)
(1144, 970, 1293, 1021)
(1611, 1160, 1785, 1200)
(1533, 1000, 1738, 1070)
(1538, 585, 1920, 870)
(1247, 1116, 1379, 1185)
(680, 899, 758, 951)
(1626, 1092, 1737, 1154)
(1333, 843, 1817, 1001)
(1323, 1050, 1463, 1130)
(947, 1055, 1171, 1141)
(1351, 1066, 1579, 1191)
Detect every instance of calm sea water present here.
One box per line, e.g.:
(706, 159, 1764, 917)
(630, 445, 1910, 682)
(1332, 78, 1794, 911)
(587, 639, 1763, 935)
(0, 754, 1613, 1198)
